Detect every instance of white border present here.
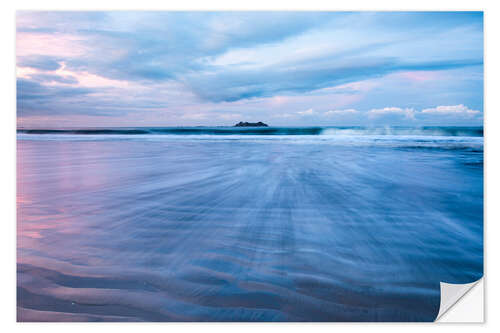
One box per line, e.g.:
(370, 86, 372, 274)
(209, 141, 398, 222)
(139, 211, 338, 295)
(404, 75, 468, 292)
(3, 1, 498, 331)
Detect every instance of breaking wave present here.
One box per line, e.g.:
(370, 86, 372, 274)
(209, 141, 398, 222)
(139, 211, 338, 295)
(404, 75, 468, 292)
(17, 126, 483, 137)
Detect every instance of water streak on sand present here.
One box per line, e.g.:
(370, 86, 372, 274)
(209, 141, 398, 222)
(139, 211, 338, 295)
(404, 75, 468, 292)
(17, 128, 483, 321)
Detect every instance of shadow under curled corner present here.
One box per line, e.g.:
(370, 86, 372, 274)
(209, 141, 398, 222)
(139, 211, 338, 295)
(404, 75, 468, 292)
(435, 278, 484, 322)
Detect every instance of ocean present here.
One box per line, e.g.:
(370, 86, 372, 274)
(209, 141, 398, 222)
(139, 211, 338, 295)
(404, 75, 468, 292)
(17, 126, 483, 321)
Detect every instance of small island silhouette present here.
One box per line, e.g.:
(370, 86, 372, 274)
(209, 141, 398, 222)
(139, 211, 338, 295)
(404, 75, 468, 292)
(234, 121, 268, 127)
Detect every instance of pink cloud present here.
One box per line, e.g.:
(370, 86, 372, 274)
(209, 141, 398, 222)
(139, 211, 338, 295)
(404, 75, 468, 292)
(395, 71, 442, 82)
(17, 32, 88, 57)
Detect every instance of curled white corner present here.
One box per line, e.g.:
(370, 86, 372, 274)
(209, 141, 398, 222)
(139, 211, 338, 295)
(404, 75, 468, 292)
(435, 278, 483, 322)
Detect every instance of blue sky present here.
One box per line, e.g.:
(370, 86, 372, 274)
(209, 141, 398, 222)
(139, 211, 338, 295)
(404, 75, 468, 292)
(16, 11, 483, 127)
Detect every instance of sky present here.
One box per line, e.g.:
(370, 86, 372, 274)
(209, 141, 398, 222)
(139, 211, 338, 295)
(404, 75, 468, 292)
(16, 11, 483, 128)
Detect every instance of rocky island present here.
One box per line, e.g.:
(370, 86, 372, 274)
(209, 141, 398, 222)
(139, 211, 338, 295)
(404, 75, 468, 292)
(234, 121, 268, 127)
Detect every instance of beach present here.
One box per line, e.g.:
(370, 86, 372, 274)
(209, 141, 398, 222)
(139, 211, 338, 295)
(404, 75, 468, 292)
(17, 127, 483, 321)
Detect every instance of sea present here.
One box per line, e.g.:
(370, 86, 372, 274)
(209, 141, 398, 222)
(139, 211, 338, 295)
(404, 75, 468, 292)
(17, 126, 483, 321)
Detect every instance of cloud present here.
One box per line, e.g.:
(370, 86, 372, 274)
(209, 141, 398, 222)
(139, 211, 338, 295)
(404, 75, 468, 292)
(17, 55, 62, 71)
(363, 104, 482, 125)
(18, 12, 483, 98)
(421, 104, 480, 116)
(16, 32, 88, 57)
(324, 109, 358, 116)
(17, 79, 105, 117)
(183, 57, 482, 103)
(29, 74, 79, 85)
(297, 108, 315, 116)
(17, 79, 93, 101)
(368, 107, 416, 119)
(394, 71, 442, 82)
(15, 12, 483, 126)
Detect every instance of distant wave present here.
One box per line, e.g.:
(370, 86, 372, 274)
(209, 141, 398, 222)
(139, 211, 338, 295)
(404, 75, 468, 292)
(319, 127, 483, 137)
(17, 126, 483, 137)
